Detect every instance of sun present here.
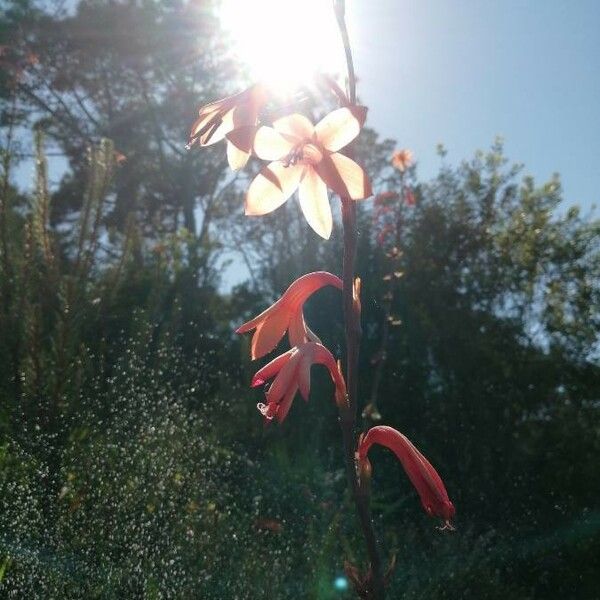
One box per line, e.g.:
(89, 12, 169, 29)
(219, 0, 347, 95)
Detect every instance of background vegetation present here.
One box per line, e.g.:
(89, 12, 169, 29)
(1, 0, 599, 598)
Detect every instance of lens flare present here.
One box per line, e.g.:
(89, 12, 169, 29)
(220, 0, 347, 94)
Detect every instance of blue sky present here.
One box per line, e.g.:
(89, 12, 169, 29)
(350, 0, 600, 212)
(15, 0, 599, 217)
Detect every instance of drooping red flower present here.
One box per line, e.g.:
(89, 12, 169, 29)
(188, 83, 269, 170)
(251, 342, 347, 423)
(357, 426, 455, 527)
(229, 107, 371, 238)
(236, 271, 342, 360)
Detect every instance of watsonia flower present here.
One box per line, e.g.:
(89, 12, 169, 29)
(391, 148, 413, 172)
(188, 83, 268, 170)
(228, 107, 371, 239)
(251, 342, 346, 423)
(236, 271, 342, 360)
(357, 425, 455, 528)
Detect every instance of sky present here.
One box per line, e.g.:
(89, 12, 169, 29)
(16, 0, 600, 214)
(349, 0, 600, 213)
(13, 0, 599, 227)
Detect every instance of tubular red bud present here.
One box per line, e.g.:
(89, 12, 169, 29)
(358, 426, 455, 525)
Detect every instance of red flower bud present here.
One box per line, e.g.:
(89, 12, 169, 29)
(357, 426, 455, 527)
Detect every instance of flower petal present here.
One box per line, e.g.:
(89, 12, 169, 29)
(266, 351, 300, 404)
(188, 107, 226, 147)
(305, 324, 322, 344)
(252, 126, 295, 161)
(189, 107, 219, 137)
(246, 163, 304, 216)
(283, 272, 343, 307)
(273, 114, 314, 140)
(288, 309, 308, 348)
(251, 308, 290, 360)
(230, 103, 255, 128)
(226, 139, 250, 171)
(297, 355, 311, 401)
(316, 153, 372, 200)
(276, 384, 298, 423)
(315, 106, 367, 152)
(203, 108, 235, 146)
(252, 349, 293, 387)
(189, 84, 267, 147)
(298, 168, 332, 239)
(226, 125, 257, 152)
(236, 307, 269, 335)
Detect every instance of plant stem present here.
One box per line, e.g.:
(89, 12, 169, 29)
(334, 1, 385, 597)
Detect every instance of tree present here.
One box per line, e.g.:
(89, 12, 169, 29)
(1, 0, 246, 285)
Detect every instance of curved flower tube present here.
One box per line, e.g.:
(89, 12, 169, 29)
(228, 106, 372, 238)
(188, 83, 268, 170)
(251, 342, 347, 423)
(236, 271, 342, 360)
(357, 425, 455, 527)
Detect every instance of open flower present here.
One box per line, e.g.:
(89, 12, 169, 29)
(188, 83, 268, 170)
(391, 149, 413, 172)
(236, 271, 342, 360)
(228, 107, 372, 239)
(357, 426, 455, 527)
(251, 342, 347, 423)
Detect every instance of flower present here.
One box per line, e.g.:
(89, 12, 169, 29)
(229, 107, 372, 239)
(357, 426, 455, 527)
(391, 149, 413, 172)
(374, 190, 400, 206)
(251, 342, 346, 423)
(376, 224, 394, 246)
(188, 83, 268, 170)
(404, 187, 416, 206)
(236, 271, 342, 360)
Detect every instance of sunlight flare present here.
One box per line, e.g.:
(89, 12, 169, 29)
(219, 0, 347, 94)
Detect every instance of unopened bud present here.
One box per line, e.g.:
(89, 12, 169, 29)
(362, 402, 382, 422)
(352, 277, 362, 319)
(335, 359, 349, 411)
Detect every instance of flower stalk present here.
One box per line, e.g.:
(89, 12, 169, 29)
(188, 2, 455, 596)
(334, 1, 386, 597)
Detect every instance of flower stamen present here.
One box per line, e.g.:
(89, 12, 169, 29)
(257, 402, 274, 419)
(436, 520, 456, 532)
(283, 143, 323, 167)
